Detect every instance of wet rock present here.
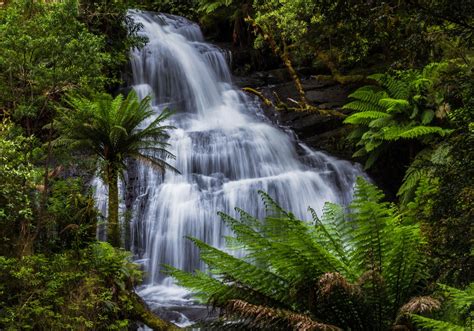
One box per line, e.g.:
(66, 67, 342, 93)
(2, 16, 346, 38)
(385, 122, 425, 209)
(239, 75, 362, 159)
(152, 305, 218, 328)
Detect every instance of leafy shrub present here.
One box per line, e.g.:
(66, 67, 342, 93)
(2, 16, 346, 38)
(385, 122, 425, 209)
(0, 242, 142, 330)
(0, 121, 40, 256)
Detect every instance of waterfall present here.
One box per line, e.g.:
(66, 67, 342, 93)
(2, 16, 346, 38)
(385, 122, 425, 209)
(110, 10, 365, 327)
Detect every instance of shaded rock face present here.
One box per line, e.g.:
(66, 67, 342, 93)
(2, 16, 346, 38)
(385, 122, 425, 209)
(234, 73, 361, 160)
(232, 71, 408, 199)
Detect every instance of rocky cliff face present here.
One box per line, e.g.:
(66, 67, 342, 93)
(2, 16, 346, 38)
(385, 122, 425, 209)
(234, 70, 362, 160)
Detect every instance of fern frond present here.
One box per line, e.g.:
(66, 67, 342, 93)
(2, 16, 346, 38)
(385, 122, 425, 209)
(397, 167, 430, 204)
(420, 109, 435, 125)
(411, 314, 465, 331)
(382, 76, 410, 99)
(225, 299, 342, 331)
(367, 73, 385, 83)
(258, 190, 288, 217)
(165, 266, 230, 303)
(364, 146, 383, 170)
(439, 283, 474, 312)
(352, 147, 368, 158)
(347, 88, 388, 106)
(378, 98, 410, 113)
(368, 116, 393, 128)
(398, 126, 450, 139)
(316, 204, 353, 272)
(189, 237, 290, 303)
(344, 111, 390, 125)
(429, 143, 452, 165)
(347, 127, 367, 141)
(343, 100, 385, 113)
(349, 178, 393, 276)
(384, 222, 425, 314)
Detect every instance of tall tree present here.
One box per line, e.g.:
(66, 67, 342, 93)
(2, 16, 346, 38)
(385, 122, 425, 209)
(55, 91, 177, 247)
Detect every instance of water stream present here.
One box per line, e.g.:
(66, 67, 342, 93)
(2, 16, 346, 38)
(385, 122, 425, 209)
(98, 10, 365, 327)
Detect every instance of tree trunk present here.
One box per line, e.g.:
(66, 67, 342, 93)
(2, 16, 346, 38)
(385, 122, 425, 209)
(247, 18, 308, 105)
(107, 167, 121, 247)
(281, 42, 309, 105)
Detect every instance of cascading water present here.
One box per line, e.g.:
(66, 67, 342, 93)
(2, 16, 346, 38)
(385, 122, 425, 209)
(103, 10, 366, 327)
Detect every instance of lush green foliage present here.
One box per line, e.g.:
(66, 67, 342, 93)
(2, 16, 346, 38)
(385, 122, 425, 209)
(0, 0, 111, 135)
(0, 121, 101, 256)
(0, 242, 142, 330)
(412, 283, 474, 330)
(250, 0, 473, 73)
(44, 178, 99, 252)
(54, 92, 176, 246)
(0, 2, 179, 328)
(169, 178, 434, 330)
(0, 0, 472, 328)
(55, 91, 176, 176)
(343, 67, 452, 169)
(77, 0, 146, 88)
(0, 121, 40, 256)
(406, 132, 473, 287)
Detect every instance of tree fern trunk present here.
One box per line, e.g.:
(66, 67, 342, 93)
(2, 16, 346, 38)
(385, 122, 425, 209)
(107, 167, 120, 247)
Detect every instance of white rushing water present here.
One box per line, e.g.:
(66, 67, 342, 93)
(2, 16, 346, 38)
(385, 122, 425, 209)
(97, 10, 366, 327)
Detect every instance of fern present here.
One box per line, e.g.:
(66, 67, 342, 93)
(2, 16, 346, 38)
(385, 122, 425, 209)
(397, 126, 450, 139)
(347, 88, 388, 106)
(411, 283, 474, 331)
(224, 299, 342, 331)
(378, 98, 410, 113)
(169, 179, 428, 330)
(343, 100, 385, 113)
(197, 0, 235, 14)
(410, 315, 465, 331)
(397, 143, 452, 206)
(439, 283, 474, 312)
(344, 111, 390, 125)
(421, 109, 435, 124)
(343, 67, 452, 173)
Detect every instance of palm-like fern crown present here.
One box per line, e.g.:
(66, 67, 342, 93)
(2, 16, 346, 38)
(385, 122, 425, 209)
(56, 91, 177, 175)
(343, 71, 452, 169)
(168, 178, 427, 330)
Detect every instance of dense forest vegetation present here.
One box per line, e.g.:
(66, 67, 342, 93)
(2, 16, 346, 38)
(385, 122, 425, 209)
(0, 0, 472, 330)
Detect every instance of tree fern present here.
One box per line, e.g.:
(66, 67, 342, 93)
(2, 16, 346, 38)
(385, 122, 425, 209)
(168, 178, 430, 330)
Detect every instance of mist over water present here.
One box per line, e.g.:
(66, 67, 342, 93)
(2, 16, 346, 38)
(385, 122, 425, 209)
(96, 10, 365, 327)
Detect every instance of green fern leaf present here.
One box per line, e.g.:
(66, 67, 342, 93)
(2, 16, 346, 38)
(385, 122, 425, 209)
(379, 98, 410, 113)
(343, 100, 385, 113)
(411, 314, 465, 331)
(368, 116, 393, 128)
(420, 110, 435, 125)
(344, 111, 390, 125)
(398, 126, 449, 139)
(348, 88, 388, 106)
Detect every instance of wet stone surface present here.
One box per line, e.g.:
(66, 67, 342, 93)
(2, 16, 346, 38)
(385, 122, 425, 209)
(233, 73, 360, 160)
